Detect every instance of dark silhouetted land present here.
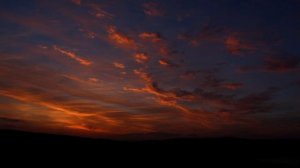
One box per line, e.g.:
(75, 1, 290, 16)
(1, 129, 299, 167)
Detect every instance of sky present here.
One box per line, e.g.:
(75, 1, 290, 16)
(0, 0, 299, 139)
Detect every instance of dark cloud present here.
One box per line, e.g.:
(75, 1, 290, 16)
(142, 2, 164, 17)
(178, 24, 226, 46)
(262, 55, 299, 73)
(220, 83, 243, 90)
(0, 117, 25, 123)
(180, 70, 201, 80)
(225, 36, 256, 56)
(234, 88, 278, 114)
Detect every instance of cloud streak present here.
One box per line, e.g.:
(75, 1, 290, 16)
(53, 46, 93, 66)
(107, 26, 137, 49)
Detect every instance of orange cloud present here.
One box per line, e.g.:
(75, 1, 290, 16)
(128, 69, 194, 114)
(107, 26, 137, 49)
(134, 53, 149, 64)
(113, 62, 125, 69)
(158, 59, 177, 67)
(53, 46, 92, 66)
(158, 59, 170, 66)
(139, 32, 162, 42)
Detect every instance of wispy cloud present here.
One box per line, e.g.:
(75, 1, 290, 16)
(125, 69, 193, 114)
(53, 46, 93, 66)
(143, 2, 164, 17)
(88, 4, 114, 19)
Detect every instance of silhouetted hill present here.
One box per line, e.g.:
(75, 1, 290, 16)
(1, 129, 299, 167)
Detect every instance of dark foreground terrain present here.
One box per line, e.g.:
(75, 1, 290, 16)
(1, 129, 299, 167)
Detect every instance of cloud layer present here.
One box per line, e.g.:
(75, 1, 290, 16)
(0, 0, 299, 139)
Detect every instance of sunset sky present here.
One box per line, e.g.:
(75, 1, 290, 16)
(0, 0, 299, 139)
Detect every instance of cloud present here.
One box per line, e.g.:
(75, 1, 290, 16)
(158, 59, 178, 67)
(88, 4, 114, 19)
(220, 83, 243, 90)
(0, 59, 162, 135)
(225, 36, 256, 56)
(1, 0, 299, 138)
(124, 68, 278, 133)
(262, 55, 299, 73)
(88, 77, 99, 83)
(178, 24, 225, 46)
(139, 32, 162, 42)
(107, 26, 137, 49)
(113, 62, 125, 69)
(134, 53, 150, 64)
(138, 31, 175, 57)
(126, 69, 197, 114)
(234, 88, 278, 114)
(143, 2, 164, 17)
(53, 45, 93, 66)
(71, 0, 81, 5)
